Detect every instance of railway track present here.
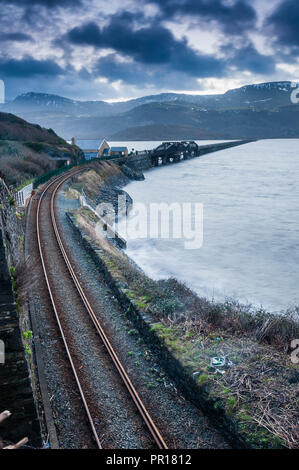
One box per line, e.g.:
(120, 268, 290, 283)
(36, 170, 167, 449)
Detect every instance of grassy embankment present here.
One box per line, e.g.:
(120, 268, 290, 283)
(0, 112, 83, 186)
(68, 163, 299, 449)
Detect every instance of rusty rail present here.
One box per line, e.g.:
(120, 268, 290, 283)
(36, 170, 167, 449)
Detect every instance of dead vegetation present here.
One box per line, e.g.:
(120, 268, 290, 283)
(0, 141, 57, 186)
(75, 161, 129, 201)
(213, 346, 299, 448)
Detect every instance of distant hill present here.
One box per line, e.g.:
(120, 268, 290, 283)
(1, 81, 298, 140)
(222, 82, 293, 109)
(109, 123, 229, 141)
(3, 92, 114, 118)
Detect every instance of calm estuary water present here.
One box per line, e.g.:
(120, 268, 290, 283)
(118, 139, 299, 313)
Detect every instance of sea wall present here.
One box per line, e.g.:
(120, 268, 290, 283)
(197, 140, 253, 155)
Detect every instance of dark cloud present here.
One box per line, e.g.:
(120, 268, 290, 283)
(67, 12, 226, 76)
(267, 0, 299, 48)
(0, 56, 64, 78)
(0, 0, 81, 7)
(0, 1, 290, 100)
(94, 54, 144, 85)
(0, 0, 83, 26)
(0, 32, 32, 42)
(229, 44, 276, 75)
(68, 21, 104, 47)
(94, 53, 202, 90)
(146, 0, 257, 33)
(67, 13, 175, 64)
(171, 43, 225, 77)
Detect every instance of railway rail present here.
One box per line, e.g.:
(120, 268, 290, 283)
(36, 170, 167, 449)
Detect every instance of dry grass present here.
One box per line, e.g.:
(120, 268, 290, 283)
(75, 161, 128, 200)
(0, 141, 56, 186)
(217, 351, 299, 448)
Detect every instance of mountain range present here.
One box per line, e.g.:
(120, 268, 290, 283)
(1, 81, 298, 140)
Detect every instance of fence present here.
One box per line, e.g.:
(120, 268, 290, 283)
(79, 189, 126, 248)
(33, 160, 87, 189)
(14, 182, 33, 208)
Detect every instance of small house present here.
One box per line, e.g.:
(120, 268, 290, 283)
(97, 139, 110, 158)
(110, 146, 128, 158)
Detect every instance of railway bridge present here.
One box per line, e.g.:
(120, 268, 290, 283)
(149, 140, 255, 167)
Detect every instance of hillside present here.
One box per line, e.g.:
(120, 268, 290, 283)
(0, 112, 66, 144)
(109, 124, 230, 141)
(0, 112, 84, 186)
(0, 81, 298, 140)
(43, 102, 299, 140)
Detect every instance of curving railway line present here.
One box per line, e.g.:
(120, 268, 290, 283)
(35, 170, 167, 449)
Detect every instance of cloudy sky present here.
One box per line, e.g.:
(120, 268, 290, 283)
(0, 0, 298, 101)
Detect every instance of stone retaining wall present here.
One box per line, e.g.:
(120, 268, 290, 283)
(0, 180, 41, 447)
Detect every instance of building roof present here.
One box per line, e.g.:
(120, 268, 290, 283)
(98, 138, 109, 150)
(110, 147, 127, 152)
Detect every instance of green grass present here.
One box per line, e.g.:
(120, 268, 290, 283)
(24, 142, 47, 153)
(197, 374, 209, 386)
(128, 329, 138, 336)
(80, 207, 99, 223)
(226, 396, 237, 415)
